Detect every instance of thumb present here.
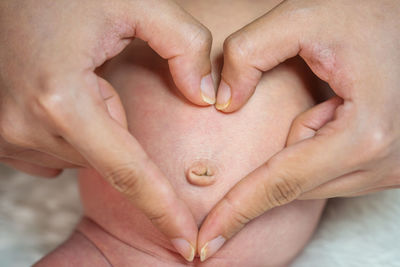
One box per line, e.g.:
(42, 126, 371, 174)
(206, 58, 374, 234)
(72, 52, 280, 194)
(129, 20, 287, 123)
(58, 77, 198, 262)
(198, 100, 351, 261)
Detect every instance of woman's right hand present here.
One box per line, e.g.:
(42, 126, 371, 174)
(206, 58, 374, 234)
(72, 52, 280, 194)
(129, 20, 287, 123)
(0, 0, 215, 261)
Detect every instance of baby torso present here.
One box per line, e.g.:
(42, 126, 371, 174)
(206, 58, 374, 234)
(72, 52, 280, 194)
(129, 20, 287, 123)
(78, 0, 326, 266)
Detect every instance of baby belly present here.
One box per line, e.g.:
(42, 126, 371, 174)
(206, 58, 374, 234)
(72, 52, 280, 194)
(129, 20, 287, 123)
(78, 46, 325, 266)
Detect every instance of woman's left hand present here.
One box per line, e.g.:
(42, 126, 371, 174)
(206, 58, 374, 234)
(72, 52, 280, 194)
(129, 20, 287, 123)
(198, 0, 400, 261)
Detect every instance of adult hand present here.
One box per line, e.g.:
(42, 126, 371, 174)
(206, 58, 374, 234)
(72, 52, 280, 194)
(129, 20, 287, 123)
(0, 0, 215, 261)
(199, 0, 400, 261)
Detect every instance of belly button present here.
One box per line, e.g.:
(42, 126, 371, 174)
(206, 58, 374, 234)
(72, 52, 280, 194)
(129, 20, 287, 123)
(186, 159, 218, 187)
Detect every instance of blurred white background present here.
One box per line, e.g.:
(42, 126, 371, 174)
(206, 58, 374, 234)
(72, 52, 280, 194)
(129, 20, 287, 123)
(0, 164, 399, 267)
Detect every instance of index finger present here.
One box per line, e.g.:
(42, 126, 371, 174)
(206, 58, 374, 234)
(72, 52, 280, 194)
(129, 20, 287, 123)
(215, 1, 313, 112)
(117, 0, 215, 106)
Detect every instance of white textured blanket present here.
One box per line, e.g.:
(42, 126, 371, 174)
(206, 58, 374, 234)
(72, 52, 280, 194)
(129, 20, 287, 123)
(0, 164, 399, 267)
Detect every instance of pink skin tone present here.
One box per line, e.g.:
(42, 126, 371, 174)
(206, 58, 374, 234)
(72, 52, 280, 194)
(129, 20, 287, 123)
(35, 0, 327, 266)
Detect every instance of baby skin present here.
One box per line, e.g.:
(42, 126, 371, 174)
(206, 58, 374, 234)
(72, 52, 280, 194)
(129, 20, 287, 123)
(36, 0, 326, 266)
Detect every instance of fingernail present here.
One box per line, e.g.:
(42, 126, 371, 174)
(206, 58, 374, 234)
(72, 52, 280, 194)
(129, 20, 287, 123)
(200, 235, 226, 262)
(216, 80, 231, 110)
(171, 238, 195, 262)
(200, 74, 216, 104)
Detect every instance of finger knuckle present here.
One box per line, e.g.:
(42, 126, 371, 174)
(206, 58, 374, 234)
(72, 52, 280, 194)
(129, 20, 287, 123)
(35, 92, 64, 117)
(222, 196, 252, 236)
(223, 33, 250, 63)
(104, 164, 142, 197)
(187, 24, 212, 52)
(33, 91, 72, 132)
(34, 73, 67, 115)
(357, 127, 392, 164)
(147, 206, 170, 229)
(266, 176, 303, 207)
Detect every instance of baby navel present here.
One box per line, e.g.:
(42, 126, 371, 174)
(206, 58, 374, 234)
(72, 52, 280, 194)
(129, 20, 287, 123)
(186, 159, 218, 187)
